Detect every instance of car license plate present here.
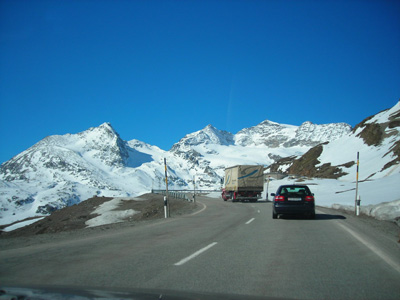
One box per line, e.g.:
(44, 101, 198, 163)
(288, 197, 302, 201)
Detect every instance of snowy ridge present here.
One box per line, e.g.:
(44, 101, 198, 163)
(235, 120, 351, 147)
(234, 120, 297, 147)
(295, 121, 352, 145)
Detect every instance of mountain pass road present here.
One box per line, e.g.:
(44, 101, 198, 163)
(1, 196, 400, 299)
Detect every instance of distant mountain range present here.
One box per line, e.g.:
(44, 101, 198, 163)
(1, 101, 399, 225)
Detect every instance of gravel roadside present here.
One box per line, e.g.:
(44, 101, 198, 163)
(0, 193, 199, 250)
(317, 206, 400, 244)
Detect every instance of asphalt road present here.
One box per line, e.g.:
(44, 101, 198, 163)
(1, 196, 400, 299)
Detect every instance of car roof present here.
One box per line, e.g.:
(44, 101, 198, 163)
(278, 184, 309, 188)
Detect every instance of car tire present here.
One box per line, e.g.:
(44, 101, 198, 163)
(272, 211, 277, 219)
(309, 212, 315, 219)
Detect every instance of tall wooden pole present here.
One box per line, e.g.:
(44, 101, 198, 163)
(164, 158, 170, 217)
(355, 152, 359, 215)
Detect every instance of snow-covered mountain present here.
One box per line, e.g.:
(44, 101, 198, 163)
(2, 102, 399, 226)
(0, 123, 167, 221)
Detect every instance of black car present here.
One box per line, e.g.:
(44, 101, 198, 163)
(271, 185, 315, 219)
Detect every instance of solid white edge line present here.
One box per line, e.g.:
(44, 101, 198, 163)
(188, 201, 207, 216)
(246, 218, 255, 225)
(174, 242, 218, 266)
(336, 222, 400, 274)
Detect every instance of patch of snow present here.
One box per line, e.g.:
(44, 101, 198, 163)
(85, 198, 139, 228)
(2, 217, 45, 232)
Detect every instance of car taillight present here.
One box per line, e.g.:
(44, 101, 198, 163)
(275, 195, 285, 202)
(305, 196, 314, 202)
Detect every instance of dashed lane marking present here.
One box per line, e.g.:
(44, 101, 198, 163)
(174, 242, 218, 266)
(246, 218, 255, 225)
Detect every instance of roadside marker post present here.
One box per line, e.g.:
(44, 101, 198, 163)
(193, 176, 196, 203)
(164, 196, 168, 219)
(356, 195, 361, 216)
(355, 152, 360, 215)
(164, 158, 170, 218)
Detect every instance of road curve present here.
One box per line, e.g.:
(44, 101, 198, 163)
(1, 196, 399, 299)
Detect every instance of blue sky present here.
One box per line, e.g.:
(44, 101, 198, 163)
(1, 0, 399, 163)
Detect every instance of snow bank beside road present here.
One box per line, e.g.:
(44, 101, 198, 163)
(263, 174, 400, 223)
(332, 200, 400, 225)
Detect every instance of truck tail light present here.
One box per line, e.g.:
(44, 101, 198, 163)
(275, 195, 285, 202)
(305, 196, 315, 202)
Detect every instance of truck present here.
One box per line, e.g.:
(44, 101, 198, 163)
(221, 165, 264, 202)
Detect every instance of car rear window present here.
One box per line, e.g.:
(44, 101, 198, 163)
(279, 186, 311, 196)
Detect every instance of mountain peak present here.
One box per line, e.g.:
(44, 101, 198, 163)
(99, 122, 113, 130)
(92, 122, 118, 137)
(259, 119, 282, 127)
(171, 125, 234, 152)
(301, 121, 313, 126)
(74, 123, 124, 151)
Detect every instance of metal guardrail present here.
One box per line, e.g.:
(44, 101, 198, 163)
(152, 190, 189, 201)
(151, 189, 220, 201)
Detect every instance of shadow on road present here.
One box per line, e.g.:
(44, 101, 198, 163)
(315, 213, 346, 220)
(278, 214, 346, 220)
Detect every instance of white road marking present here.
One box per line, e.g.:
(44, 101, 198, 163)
(174, 242, 218, 266)
(246, 218, 255, 225)
(188, 201, 207, 216)
(336, 222, 400, 274)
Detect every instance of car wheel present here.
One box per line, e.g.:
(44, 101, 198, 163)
(272, 211, 277, 219)
(309, 212, 315, 219)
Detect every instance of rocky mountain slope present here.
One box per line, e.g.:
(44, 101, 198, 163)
(267, 101, 400, 180)
(3, 102, 399, 226)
